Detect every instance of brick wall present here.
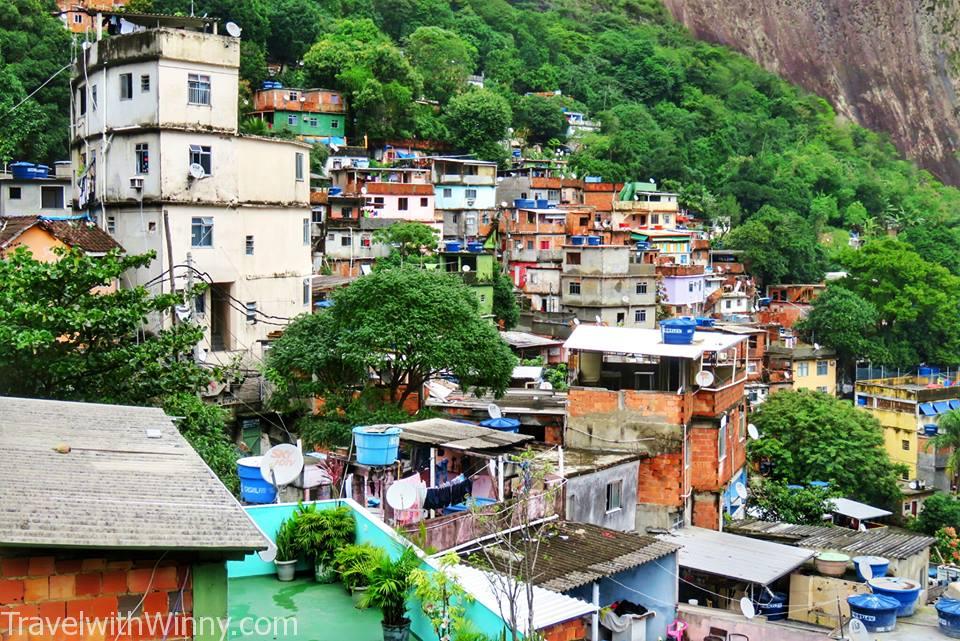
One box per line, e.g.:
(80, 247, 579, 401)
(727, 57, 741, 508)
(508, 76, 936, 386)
(692, 492, 719, 529)
(540, 615, 588, 641)
(0, 553, 192, 641)
(637, 452, 683, 507)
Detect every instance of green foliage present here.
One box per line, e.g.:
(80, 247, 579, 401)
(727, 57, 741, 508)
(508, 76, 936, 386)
(927, 410, 960, 488)
(310, 142, 330, 175)
(296, 389, 424, 449)
(492, 271, 519, 330)
(722, 206, 825, 287)
(747, 477, 837, 525)
(274, 516, 300, 562)
(335, 543, 386, 590)
(0, 247, 210, 404)
(443, 89, 512, 160)
(265, 0, 328, 66)
(795, 286, 880, 373)
(410, 553, 473, 641)
(372, 221, 439, 261)
(292, 503, 356, 565)
(543, 363, 569, 392)
(910, 492, 960, 536)
(359, 546, 421, 626)
(162, 393, 240, 495)
(748, 390, 904, 507)
(515, 95, 568, 144)
(405, 26, 477, 103)
(934, 526, 960, 566)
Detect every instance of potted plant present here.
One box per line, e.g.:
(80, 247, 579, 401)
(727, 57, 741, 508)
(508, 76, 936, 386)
(335, 543, 386, 607)
(274, 516, 299, 581)
(359, 546, 420, 641)
(293, 503, 356, 583)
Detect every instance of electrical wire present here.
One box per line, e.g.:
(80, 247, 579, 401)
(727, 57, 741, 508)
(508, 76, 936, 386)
(0, 63, 72, 121)
(111, 553, 168, 641)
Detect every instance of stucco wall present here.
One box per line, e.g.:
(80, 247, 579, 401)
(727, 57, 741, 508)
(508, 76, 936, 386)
(565, 461, 639, 532)
(0, 179, 71, 218)
(435, 184, 496, 210)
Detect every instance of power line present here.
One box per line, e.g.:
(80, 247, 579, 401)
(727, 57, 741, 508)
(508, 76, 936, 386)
(0, 63, 72, 121)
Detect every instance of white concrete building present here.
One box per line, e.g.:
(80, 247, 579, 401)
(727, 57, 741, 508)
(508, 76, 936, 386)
(71, 16, 312, 358)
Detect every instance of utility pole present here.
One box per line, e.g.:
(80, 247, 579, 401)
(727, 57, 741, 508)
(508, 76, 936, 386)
(186, 251, 200, 363)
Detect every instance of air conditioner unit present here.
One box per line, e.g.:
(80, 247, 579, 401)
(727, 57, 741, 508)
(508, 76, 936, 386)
(466, 199, 475, 206)
(129, 176, 144, 190)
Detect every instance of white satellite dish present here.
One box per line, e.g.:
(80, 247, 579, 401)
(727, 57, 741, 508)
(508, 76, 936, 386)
(814, 342, 821, 351)
(175, 304, 191, 321)
(747, 423, 760, 440)
(258, 539, 277, 562)
(735, 482, 748, 500)
(487, 403, 502, 419)
(188, 163, 206, 180)
(500, 201, 508, 208)
(197, 348, 208, 363)
(225, 21, 242, 38)
(857, 559, 873, 581)
(462, 264, 471, 272)
(386, 481, 419, 510)
(847, 619, 870, 641)
(260, 443, 304, 487)
(739, 597, 755, 619)
(621, 295, 629, 304)
(360, 186, 368, 195)
(695, 370, 715, 387)
(595, 315, 602, 324)
(538, 381, 554, 390)
(572, 318, 581, 325)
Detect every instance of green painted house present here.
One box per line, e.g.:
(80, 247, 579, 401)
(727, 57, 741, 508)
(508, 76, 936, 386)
(439, 247, 495, 317)
(250, 87, 347, 140)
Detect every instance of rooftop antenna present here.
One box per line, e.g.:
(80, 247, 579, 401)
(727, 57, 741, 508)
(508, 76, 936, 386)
(225, 21, 242, 38)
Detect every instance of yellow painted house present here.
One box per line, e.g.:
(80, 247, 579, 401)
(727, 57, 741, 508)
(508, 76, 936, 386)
(854, 374, 956, 491)
(766, 343, 838, 396)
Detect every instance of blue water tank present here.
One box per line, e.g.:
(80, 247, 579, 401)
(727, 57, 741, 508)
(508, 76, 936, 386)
(571, 236, 586, 246)
(587, 235, 602, 246)
(32, 164, 50, 178)
(237, 456, 277, 504)
(444, 241, 462, 252)
(868, 577, 923, 616)
(536, 198, 550, 208)
(809, 480, 830, 488)
(660, 318, 696, 345)
(925, 423, 939, 436)
(10, 162, 34, 180)
(467, 241, 484, 253)
(695, 317, 715, 327)
(480, 417, 521, 433)
(848, 594, 899, 632)
(936, 598, 960, 638)
(514, 199, 536, 209)
(353, 426, 402, 466)
(755, 592, 787, 621)
(853, 556, 889, 582)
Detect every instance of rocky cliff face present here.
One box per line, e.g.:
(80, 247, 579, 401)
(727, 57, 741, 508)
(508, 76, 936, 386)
(663, 0, 960, 185)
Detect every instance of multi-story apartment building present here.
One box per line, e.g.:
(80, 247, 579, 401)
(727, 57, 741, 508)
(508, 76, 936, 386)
(658, 265, 707, 317)
(613, 182, 681, 229)
(765, 343, 837, 396)
(560, 240, 656, 328)
(248, 86, 347, 142)
(71, 15, 312, 358)
(329, 167, 435, 225)
(57, 0, 125, 33)
(432, 158, 497, 241)
(563, 325, 750, 531)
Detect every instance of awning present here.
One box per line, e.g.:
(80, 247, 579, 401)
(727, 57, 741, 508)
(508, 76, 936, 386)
(950, 400, 960, 411)
(935, 401, 952, 414)
(659, 527, 814, 585)
(919, 403, 936, 416)
(829, 498, 892, 521)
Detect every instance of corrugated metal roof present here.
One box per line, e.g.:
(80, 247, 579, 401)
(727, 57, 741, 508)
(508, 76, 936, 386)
(369, 418, 532, 451)
(727, 520, 935, 560)
(453, 564, 597, 632)
(659, 526, 815, 585)
(500, 330, 564, 350)
(0, 397, 267, 552)
(564, 325, 746, 360)
(830, 498, 892, 521)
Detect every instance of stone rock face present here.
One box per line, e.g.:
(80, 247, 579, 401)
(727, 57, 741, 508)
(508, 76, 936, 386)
(663, 0, 960, 185)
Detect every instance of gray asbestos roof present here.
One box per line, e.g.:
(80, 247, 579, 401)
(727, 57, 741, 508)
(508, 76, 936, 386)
(727, 519, 934, 560)
(0, 397, 268, 552)
(368, 418, 532, 452)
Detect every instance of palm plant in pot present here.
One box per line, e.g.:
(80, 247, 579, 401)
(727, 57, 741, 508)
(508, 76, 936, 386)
(274, 516, 299, 581)
(359, 546, 420, 641)
(335, 543, 386, 607)
(293, 503, 356, 583)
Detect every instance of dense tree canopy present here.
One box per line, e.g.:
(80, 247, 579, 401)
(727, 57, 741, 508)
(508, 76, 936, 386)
(748, 390, 905, 507)
(722, 206, 824, 287)
(795, 285, 879, 375)
(443, 89, 511, 161)
(405, 26, 477, 103)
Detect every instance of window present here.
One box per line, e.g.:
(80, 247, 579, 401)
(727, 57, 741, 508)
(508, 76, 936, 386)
(295, 152, 304, 181)
(331, 120, 340, 129)
(141, 74, 150, 93)
(331, 94, 340, 104)
(191, 216, 213, 247)
(568, 281, 581, 295)
(420, 197, 428, 207)
(797, 362, 809, 377)
(465, 189, 477, 199)
(245, 302, 257, 324)
(817, 360, 828, 376)
(245, 235, 254, 255)
(360, 236, 371, 247)
(539, 240, 550, 250)
(341, 207, 353, 218)
(303, 219, 310, 245)
(616, 312, 625, 325)
(605, 480, 622, 512)
(718, 423, 728, 461)
(688, 282, 695, 293)
(305, 116, 318, 127)
(106, 215, 116, 234)
(287, 114, 297, 126)
(91, 85, 97, 111)
(442, 188, 452, 198)
(635, 309, 646, 323)
(526, 240, 534, 250)
(650, 214, 659, 225)
(187, 73, 211, 105)
(41, 186, 64, 209)
(398, 197, 409, 211)
(567, 252, 581, 265)
(78, 85, 86, 115)
(8, 187, 21, 200)
(817, 386, 828, 393)
(194, 292, 206, 315)
(288, 91, 299, 101)
(340, 236, 351, 247)
(135, 143, 149, 174)
(527, 213, 535, 224)
(189, 145, 212, 175)
(902, 440, 910, 451)
(725, 300, 732, 309)
(303, 279, 311, 305)
(636, 282, 647, 295)
(73, 13, 82, 23)
(119, 73, 133, 100)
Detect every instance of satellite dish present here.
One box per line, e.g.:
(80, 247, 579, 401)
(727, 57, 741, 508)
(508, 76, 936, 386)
(119, 19, 134, 34)
(188, 163, 206, 180)
(747, 423, 760, 440)
(386, 481, 419, 510)
(848, 619, 870, 641)
(175, 304, 191, 321)
(197, 348, 208, 363)
(260, 443, 304, 487)
(595, 315, 602, 324)
(857, 559, 874, 581)
(621, 295, 629, 304)
(487, 403, 502, 419)
(735, 482, 748, 500)
(814, 342, 821, 351)
(739, 597, 755, 619)
(258, 539, 277, 562)
(695, 370, 715, 387)
(500, 201, 508, 208)
(572, 318, 581, 325)
(225, 21, 242, 38)
(462, 264, 471, 272)
(538, 381, 554, 390)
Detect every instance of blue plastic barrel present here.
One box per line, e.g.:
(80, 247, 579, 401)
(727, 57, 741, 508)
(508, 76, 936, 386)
(353, 426, 402, 466)
(571, 235, 586, 246)
(660, 318, 696, 345)
(848, 594, 899, 632)
(756, 592, 787, 621)
(514, 199, 536, 209)
(868, 577, 923, 616)
(238, 456, 277, 504)
(587, 235, 602, 246)
(536, 198, 550, 208)
(467, 241, 483, 253)
(32, 164, 50, 178)
(853, 556, 889, 582)
(925, 423, 939, 436)
(480, 417, 521, 433)
(695, 317, 715, 327)
(10, 162, 33, 180)
(937, 598, 960, 638)
(809, 480, 830, 488)
(444, 241, 462, 253)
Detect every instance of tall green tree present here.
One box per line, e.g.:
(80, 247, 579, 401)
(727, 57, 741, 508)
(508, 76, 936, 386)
(927, 410, 960, 491)
(492, 271, 519, 330)
(748, 390, 904, 507)
(747, 478, 838, 526)
(267, 267, 515, 408)
(443, 89, 511, 160)
(795, 286, 880, 378)
(723, 206, 825, 287)
(910, 492, 960, 535)
(515, 94, 568, 144)
(372, 221, 439, 269)
(405, 26, 477, 103)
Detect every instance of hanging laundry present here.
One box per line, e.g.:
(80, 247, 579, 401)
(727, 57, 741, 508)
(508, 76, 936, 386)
(422, 476, 473, 510)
